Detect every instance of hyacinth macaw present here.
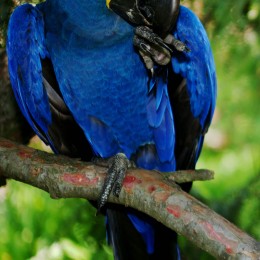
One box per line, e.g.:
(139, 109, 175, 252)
(7, 0, 217, 259)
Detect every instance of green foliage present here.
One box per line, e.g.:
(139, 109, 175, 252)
(200, 0, 260, 33)
(0, 181, 113, 260)
(0, 0, 259, 259)
(0, 0, 14, 47)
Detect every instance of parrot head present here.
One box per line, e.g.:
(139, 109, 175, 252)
(106, 0, 180, 37)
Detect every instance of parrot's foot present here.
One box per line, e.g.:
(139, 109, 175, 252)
(96, 153, 135, 211)
(133, 26, 190, 72)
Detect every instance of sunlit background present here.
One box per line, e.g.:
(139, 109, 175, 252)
(0, 0, 259, 259)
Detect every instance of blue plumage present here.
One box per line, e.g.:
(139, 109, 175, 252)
(41, 0, 155, 160)
(172, 7, 217, 127)
(7, 1, 216, 258)
(7, 4, 51, 143)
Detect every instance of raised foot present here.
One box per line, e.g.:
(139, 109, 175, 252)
(133, 26, 190, 72)
(96, 153, 135, 211)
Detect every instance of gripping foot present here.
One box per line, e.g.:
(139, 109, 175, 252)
(96, 153, 135, 211)
(133, 26, 190, 72)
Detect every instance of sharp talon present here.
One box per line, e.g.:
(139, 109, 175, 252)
(141, 43, 154, 56)
(133, 35, 153, 56)
(154, 37, 173, 53)
(164, 34, 190, 53)
(174, 40, 190, 52)
(150, 68, 154, 77)
(139, 53, 155, 76)
(144, 57, 154, 71)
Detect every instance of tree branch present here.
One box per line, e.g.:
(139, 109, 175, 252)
(0, 137, 259, 259)
(162, 168, 214, 183)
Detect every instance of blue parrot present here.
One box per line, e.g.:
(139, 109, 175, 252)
(7, 0, 217, 259)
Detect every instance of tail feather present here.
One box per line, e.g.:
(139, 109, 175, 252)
(107, 208, 148, 260)
(106, 206, 180, 260)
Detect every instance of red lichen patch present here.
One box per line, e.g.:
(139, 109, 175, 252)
(18, 151, 33, 159)
(225, 245, 233, 254)
(148, 185, 156, 193)
(202, 222, 237, 255)
(166, 205, 181, 218)
(123, 175, 142, 192)
(0, 139, 16, 148)
(62, 173, 99, 186)
(204, 222, 223, 241)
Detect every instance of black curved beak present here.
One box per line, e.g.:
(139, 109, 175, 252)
(107, 0, 180, 37)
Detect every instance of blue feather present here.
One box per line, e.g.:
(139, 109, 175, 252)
(128, 213, 155, 254)
(172, 6, 217, 128)
(7, 4, 52, 145)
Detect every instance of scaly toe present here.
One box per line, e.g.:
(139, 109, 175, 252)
(97, 153, 134, 211)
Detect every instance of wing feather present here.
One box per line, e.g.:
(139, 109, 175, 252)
(171, 6, 217, 128)
(167, 6, 217, 169)
(7, 4, 51, 144)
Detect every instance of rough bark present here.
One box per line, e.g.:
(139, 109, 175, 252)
(0, 138, 259, 259)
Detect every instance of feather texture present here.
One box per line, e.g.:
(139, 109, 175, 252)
(7, 4, 51, 143)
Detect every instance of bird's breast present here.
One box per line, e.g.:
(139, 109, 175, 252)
(48, 33, 154, 158)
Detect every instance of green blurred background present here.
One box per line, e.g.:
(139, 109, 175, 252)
(0, 0, 259, 259)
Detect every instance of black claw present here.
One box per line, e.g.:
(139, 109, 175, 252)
(154, 37, 173, 53)
(149, 68, 154, 77)
(138, 50, 154, 71)
(173, 39, 190, 52)
(164, 35, 190, 53)
(141, 43, 154, 56)
(133, 35, 153, 56)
